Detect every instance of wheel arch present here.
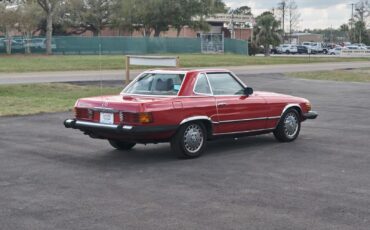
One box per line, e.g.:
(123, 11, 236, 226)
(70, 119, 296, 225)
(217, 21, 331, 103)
(277, 104, 304, 127)
(179, 116, 213, 139)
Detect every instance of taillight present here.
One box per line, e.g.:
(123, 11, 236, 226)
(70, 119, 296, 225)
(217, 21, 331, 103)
(120, 112, 153, 124)
(138, 113, 153, 124)
(74, 108, 86, 118)
(74, 108, 93, 120)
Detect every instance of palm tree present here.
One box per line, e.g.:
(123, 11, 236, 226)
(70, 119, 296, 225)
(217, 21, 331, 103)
(253, 12, 283, 56)
(340, 24, 350, 42)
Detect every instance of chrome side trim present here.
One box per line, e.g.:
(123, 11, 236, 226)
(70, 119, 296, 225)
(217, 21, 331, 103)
(180, 116, 213, 125)
(217, 116, 281, 124)
(213, 128, 275, 136)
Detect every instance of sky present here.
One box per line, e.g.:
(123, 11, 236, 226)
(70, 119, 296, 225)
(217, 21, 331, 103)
(224, 0, 356, 30)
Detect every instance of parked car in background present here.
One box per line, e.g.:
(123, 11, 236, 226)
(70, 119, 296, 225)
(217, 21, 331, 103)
(64, 69, 318, 158)
(24, 38, 57, 49)
(352, 43, 367, 50)
(0, 38, 5, 49)
(10, 39, 24, 50)
(279, 44, 298, 54)
(270, 46, 282, 54)
(346, 45, 360, 50)
(329, 47, 343, 55)
(296, 45, 308, 54)
(302, 42, 323, 54)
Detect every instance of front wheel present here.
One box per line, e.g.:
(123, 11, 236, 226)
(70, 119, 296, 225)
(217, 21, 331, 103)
(171, 122, 207, 158)
(108, 140, 136, 150)
(274, 109, 301, 142)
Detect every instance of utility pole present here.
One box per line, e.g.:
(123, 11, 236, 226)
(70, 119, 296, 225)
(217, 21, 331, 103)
(282, 1, 286, 33)
(230, 9, 235, 39)
(330, 25, 333, 43)
(350, 3, 355, 42)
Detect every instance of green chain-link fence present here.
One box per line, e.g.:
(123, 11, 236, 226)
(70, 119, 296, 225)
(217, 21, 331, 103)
(0, 36, 248, 55)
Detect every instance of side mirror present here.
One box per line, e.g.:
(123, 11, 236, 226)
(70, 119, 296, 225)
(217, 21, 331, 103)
(244, 87, 254, 96)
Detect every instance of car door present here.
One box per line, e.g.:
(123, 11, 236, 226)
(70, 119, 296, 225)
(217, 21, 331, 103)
(206, 72, 268, 135)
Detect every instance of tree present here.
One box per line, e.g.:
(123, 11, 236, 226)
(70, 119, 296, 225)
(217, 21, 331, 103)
(276, 0, 287, 33)
(353, 1, 369, 43)
(340, 24, 350, 41)
(253, 11, 282, 56)
(354, 1, 369, 23)
(287, 0, 300, 42)
(0, 0, 18, 54)
(233, 6, 252, 15)
(110, 0, 136, 35)
(113, 0, 226, 37)
(64, 0, 113, 36)
(34, 0, 62, 54)
(171, 0, 199, 37)
(16, 2, 42, 53)
(354, 20, 369, 44)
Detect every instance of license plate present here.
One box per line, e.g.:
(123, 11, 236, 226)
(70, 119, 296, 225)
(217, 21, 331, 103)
(100, 112, 114, 124)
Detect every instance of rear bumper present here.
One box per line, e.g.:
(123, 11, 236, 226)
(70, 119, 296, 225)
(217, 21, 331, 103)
(303, 111, 318, 120)
(64, 119, 177, 134)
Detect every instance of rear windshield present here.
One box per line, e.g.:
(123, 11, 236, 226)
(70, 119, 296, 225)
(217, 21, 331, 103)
(123, 73, 185, 96)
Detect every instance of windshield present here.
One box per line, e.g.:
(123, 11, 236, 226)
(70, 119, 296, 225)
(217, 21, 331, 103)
(123, 73, 185, 96)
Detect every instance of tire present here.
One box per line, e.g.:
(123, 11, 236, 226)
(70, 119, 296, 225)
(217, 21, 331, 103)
(170, 122, 207, 159)
(108, 140, 136, 150)
(274, 109, 301, 142)
(286, 50, 290, 54)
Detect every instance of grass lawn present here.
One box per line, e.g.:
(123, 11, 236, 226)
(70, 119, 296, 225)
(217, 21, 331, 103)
(0, 83, 122, 116)
(0, 54, 369, 73)
(287, 68, 370, 83)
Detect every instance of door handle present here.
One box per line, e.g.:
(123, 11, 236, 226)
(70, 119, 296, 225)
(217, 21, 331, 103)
(217, 103, 227, 107)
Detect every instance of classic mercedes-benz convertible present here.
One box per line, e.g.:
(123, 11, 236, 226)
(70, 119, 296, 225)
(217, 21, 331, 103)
(64, 69, 318, 158)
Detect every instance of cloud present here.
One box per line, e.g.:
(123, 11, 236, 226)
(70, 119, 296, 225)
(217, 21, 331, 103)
(224, 0, 353, 29)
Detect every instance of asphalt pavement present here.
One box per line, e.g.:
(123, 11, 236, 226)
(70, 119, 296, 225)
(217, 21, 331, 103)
(0, 61, 369, 84)
(1, 74, 370, 229)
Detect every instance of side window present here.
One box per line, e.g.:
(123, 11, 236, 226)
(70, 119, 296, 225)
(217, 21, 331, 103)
(207, 73, 245, 95)
(194, 73, 212, 95)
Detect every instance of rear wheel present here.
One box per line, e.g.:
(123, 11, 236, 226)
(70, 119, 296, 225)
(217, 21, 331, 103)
(108, 140, 136, 150)
(274, 109, 301, 142)
(171, 122, 207, 159)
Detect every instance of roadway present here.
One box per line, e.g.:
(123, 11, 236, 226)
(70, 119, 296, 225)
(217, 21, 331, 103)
(0, 61, 369, 84)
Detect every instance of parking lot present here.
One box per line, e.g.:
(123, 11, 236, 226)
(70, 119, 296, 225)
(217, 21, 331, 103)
(1, 73, 370, 230)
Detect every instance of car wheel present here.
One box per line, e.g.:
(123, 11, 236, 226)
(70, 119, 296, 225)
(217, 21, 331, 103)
(274, 109, 301, 142)
(108, 140, 136, 150)
(286, 50, 290, 54)
(171, 122, 207, 158)
(323, 50, 328, 54)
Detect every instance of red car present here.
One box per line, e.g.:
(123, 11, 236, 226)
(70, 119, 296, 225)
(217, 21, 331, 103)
(64, 69, 318, 158)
